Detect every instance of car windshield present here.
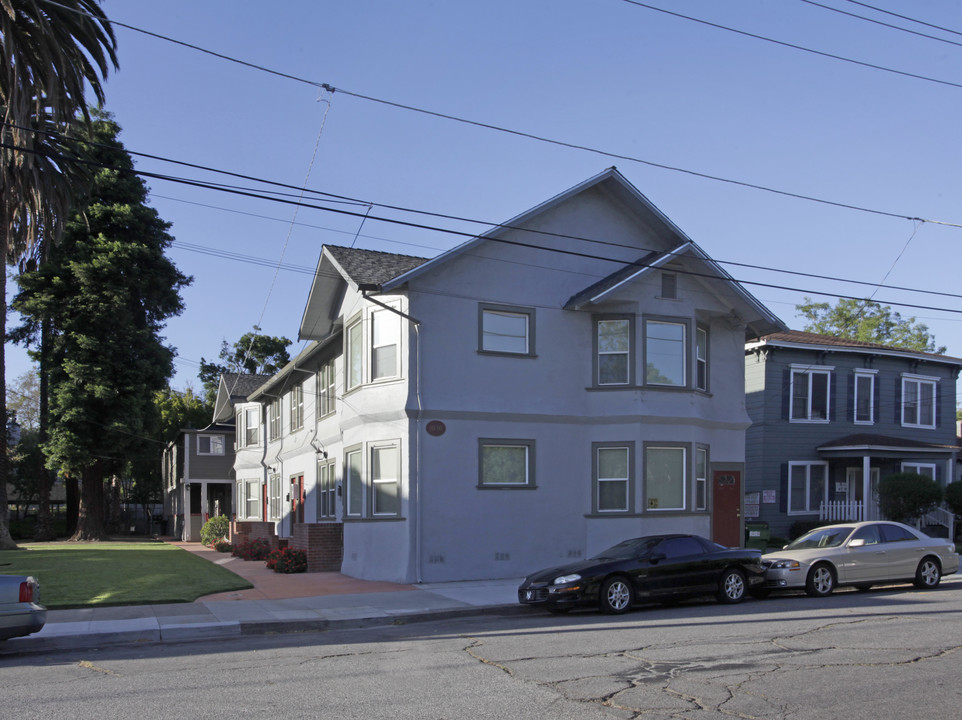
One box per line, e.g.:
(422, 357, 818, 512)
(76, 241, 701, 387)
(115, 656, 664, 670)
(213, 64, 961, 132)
(785, 526, 854, 550)
(591, 537, 663, 560)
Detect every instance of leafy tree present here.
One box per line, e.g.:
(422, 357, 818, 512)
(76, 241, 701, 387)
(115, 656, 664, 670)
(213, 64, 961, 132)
(155, 386, 213, 445)
(796, 297, 946, 354)
(6, 369, 39, 430)
(199, 327, 291, 403)
(876, 472, 943, 524)
(12, 116, 190, 541)
(0, 0, 118, 549)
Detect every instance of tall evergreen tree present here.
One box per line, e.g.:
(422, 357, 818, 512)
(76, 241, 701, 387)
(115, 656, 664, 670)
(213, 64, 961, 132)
(13, 116, 190, 540)
(0, 0, 117, 547)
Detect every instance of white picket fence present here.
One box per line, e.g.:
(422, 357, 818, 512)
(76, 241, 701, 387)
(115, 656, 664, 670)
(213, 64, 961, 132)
(819, 500, 864, 523)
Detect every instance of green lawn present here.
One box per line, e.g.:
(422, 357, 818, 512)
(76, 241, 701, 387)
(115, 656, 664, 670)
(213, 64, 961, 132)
(0, 539, 252, 609)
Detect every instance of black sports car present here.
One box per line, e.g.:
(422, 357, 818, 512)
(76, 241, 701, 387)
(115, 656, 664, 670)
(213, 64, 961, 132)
(518, 534, 765, 614)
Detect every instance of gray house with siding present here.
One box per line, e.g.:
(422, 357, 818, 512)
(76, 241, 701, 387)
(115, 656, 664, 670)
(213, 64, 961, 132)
(744, 331, 962, 541)
(235, 168, 786, 583)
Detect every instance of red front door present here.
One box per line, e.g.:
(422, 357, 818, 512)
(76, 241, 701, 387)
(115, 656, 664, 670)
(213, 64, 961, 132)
(712, 470, 742, 547)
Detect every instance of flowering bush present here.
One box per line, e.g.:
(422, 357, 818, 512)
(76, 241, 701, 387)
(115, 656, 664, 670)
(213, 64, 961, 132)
(200, 515, 230, 547)
(266, 547, 307, 574)
(213, 540, 232, 553)
(231, 537, 272, 561)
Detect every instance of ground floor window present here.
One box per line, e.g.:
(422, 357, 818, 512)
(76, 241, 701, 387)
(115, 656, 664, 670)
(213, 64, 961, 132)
(346, 447, 363, 517)
(244, 479, 259, 519)
(479, 439, 535, 487)
(901, 462, 936, 479)
(645, 445, 686, 510)
(268, 474, 282, 520)
(317, 459, 337, 519)
(788, 461, 828, 514)
(371, 443, 400, 516)
(695, 447, 708, 511)
(594, 444, 632, 512)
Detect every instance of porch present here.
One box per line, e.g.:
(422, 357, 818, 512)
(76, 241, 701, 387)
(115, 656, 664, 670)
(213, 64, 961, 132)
(818, 499, 954, 539)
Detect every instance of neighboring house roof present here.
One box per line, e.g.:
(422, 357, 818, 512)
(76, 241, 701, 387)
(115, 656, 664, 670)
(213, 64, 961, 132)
(249, 332, 343, 401)
(746, 330, 962, 366)
(817, 433, 962, 454)
(212, 373, 274, 424)
(326, 245, 429, 286)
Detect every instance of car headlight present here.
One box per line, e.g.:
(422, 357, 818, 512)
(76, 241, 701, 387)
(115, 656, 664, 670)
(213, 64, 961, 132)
(768, 560, 800, 570)
(553, 573, 581, 585)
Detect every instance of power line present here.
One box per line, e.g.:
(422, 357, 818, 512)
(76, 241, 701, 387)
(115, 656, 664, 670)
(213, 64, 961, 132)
(842, 0, 962, 39)
(797, 0, 962, 49)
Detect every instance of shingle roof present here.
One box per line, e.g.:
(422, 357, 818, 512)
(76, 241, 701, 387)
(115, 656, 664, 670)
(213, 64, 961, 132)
(326, 245, 428, 286)
(754, 330, 962, 364)
(221, 373, 272, 399)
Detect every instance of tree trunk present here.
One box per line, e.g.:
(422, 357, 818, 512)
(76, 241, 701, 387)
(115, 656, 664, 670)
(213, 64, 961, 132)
(0, 232, 19, 550)
(70, 464, 108, 541)
(65, 473, 78, 537)
(34, 317, 55, 541)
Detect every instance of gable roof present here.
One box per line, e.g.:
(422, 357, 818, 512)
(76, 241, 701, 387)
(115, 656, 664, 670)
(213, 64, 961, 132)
(746, 330, 962, 366)
(212, 373, 273, 423)
(326, 245, 429, 286)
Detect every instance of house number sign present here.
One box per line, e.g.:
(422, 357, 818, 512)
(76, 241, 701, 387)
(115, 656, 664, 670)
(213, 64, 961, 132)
(426, 421, 446, 437)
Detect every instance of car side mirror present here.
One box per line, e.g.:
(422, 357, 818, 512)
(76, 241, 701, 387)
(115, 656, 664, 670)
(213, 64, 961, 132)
(848, 538, 865, 548)
(648, 552, 666, 564)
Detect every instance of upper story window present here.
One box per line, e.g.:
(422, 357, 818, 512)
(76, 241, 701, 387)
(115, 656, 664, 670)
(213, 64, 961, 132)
(289, 383, 304, 431)
(197, 434, 225, 456)
(790, 365, 832, 422)
(346, 317, 363, 392)
(479, 304, 535, 356)
(660, 272, 677, 299)
(695, 326, 709, 392)
(596, 317, 632, 386)
(268, 397, 282, 441)
(371, 308, 400, 380)
(645, 319, 686, 386)
(901, 374, 937, 429)
(854, 369, 876, 425)
(243, 407, 260, 447)
(317, 358, 336, 418)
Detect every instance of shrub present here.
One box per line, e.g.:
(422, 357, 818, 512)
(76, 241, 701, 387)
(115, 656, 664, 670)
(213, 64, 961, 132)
(266, 547, 307, 574)
(200, 515, 231, 547)
(213, 540, 232, 553)
(788, 520, 823, 541)
(945, 482, 962, 517)
(231, 537, 272, 561)
(877, 472, 943, 523)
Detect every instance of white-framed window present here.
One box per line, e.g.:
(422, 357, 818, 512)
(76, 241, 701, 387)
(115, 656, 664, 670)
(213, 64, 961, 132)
(788, 461, 828, 514)
(594, 444, 631, 513)
(790, 365, 833, 422)
(317, 358, 336, 417)
(479, 439, 534, 487)
(596, 317, 631, 386)
(245, 479, 260, 519)
(346, 317, 363, 391)
(695, 326, 708, 392)
(371, 309, 400, 380)
(289, 383, 304, 431)
(901, 374, 937, 428)
(695, 446, 708, 511)
(268, 474, 282, 520)
(371, 443, 400, 516)
(480, 304, 535, 356)
(317, 458, 337, 520)
(645, 445, 686, 511)
(902, 462, 936, 479)
(345, 447, 363, 517)
(645, 320, 686, 386)
(268, 397, 282, 441)
(854, 369, 876, 425)
(197, 434, 225, 456)
(244, 407, 260, 447)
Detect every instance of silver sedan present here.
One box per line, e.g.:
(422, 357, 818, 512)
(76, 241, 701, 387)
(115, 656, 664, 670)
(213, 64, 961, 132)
(0, 575, 46, 641)
(757, 521, 959, 598)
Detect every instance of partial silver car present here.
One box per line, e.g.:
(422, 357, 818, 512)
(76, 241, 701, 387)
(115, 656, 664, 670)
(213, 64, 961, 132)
(0, 575, 46, 641)
(757, 521, 959, 598)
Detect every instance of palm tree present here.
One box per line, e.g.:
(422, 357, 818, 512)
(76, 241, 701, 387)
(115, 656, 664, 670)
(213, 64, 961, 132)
(0, 0, 117, 548)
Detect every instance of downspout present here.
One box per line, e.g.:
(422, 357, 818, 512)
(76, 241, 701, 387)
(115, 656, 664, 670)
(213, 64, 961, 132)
(183, 433, 191, 541)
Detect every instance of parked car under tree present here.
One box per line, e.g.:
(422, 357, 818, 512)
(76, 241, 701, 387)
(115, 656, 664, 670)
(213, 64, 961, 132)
(757, 521, 959, 598)
(518, 534, 765, 614)
(0, 575, 46, 641)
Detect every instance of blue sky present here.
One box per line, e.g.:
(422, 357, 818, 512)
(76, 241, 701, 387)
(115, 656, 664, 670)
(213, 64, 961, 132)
(8, 0, 962, 400)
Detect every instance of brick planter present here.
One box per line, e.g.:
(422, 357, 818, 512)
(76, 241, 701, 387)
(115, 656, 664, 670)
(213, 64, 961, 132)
(292, 523, 343, 572)
(231, 521, 280, 550)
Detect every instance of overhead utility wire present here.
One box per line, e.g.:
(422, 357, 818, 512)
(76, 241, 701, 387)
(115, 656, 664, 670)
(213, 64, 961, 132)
(39, 0, 962, 229)
(619, 0, 962, 91)
(6, 127, 962, 306)
(842, 0, 962, 38)
(798, 0, 962, 48)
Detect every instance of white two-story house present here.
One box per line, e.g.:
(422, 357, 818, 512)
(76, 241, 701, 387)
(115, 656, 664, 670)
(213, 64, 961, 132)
(234, 168, 786, 583)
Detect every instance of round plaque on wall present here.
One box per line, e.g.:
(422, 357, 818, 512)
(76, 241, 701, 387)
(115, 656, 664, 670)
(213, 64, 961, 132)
(426, 420, 446, 436)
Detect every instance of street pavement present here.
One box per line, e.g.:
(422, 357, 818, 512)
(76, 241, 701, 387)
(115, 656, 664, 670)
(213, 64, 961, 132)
(1, 540, 524, 655)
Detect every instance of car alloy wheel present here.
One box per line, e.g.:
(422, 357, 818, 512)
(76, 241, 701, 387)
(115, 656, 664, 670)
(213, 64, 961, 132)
(600, 576, 632, 614)
(914, 558, 942, 589)
(717, 568, 746, 604)
(805, 563, 835, 597)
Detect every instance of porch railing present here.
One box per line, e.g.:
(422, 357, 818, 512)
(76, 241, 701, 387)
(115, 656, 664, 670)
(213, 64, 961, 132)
(819, 500, 864, 523)
(918, 506, 955, 540)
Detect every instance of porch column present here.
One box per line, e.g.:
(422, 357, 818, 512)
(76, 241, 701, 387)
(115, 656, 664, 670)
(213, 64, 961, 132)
(862, 455, 871, 521)
(182, 482, 191, 541)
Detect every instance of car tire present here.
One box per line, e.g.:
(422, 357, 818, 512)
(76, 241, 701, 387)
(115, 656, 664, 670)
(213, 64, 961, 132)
(805, 563, 835, 597)
(717, 568, 747, 604)
(750, 587, 771, 599)
(599, 576, 632, 614)
(914, 557, 942, 589)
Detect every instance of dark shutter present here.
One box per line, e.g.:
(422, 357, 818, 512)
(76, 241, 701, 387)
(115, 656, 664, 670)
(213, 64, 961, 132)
(781, 368, 791, 421)
(779, 463, 788, 514)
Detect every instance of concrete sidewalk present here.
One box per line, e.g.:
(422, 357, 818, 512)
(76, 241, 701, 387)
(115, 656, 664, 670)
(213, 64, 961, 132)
(1, 541, 525, 655)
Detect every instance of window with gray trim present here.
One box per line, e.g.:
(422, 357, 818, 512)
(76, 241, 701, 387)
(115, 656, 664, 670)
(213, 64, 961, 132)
(479, 304, 535, 356)
(317, 358, 336, 418)
(345, 446, 363, 517)
(595, 316, 632, 386)
(346, 317, 363, 391)
(695, 326, 709, 392)
(197, 434, 225, 456)
(645, 444, 686, 511)
(479, 439, 535, 487)
(371, 443, 400, 516)
(317, 458, 337, 520)
(268, 397, 282, 440)
(244, 407, 260, 447)
(289, 382, 304, 431)
(695, 446, 708, 511)
(645, 319, 687, 386)
(593, 443, 633, 513)
(371, 308, 400, 380)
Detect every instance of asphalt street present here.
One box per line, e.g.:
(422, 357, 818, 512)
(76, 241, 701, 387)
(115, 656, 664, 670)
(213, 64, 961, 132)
(3, 576, 960, 719)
